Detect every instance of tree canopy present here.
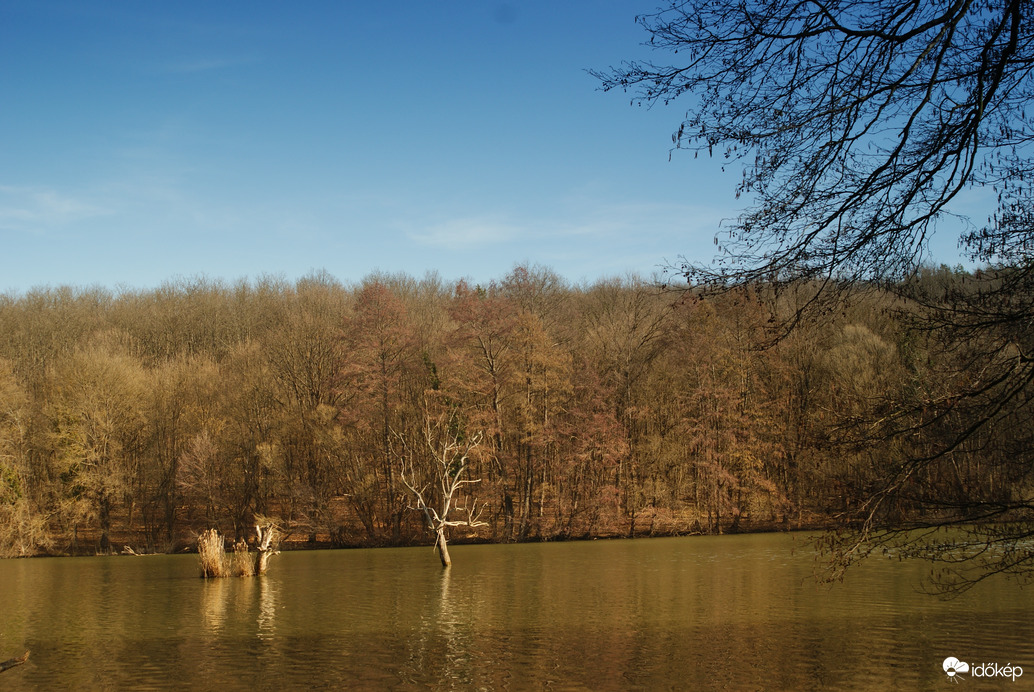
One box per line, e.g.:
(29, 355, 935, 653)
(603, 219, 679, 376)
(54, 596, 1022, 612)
(0, 271, 926, 560)
(593, 0, 1034, 285)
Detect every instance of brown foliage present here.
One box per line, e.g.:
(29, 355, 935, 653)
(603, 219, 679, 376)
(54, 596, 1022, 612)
(0, 269, 1010, 578)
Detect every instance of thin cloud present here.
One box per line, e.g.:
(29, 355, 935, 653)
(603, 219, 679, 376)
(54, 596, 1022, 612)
(160, 55, 257, 74)
(408, 217, 521, 249)
(0, 185, 112, 233)
(559, 198, 727, 238)
(404, 199, 726, 259)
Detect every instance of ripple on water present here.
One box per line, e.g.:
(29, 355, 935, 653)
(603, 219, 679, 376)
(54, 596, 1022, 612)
(1, 536, 1032, 690)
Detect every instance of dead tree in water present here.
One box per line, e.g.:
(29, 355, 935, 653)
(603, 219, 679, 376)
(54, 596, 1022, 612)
(395, 413, 488, 567)
(252, 520, 280, 574)
(197, 518, 281, 578)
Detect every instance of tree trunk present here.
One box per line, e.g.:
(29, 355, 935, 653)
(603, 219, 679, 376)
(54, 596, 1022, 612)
(254, 522, 280, 575)
(255, 549, 274, 575)
(436, 529, 452, 568)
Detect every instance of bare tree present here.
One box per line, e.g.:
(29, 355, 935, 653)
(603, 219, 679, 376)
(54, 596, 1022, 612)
(594, 0, 1034, 589)
(394, 410, 488, 567)
(594, 0, 1034, 290)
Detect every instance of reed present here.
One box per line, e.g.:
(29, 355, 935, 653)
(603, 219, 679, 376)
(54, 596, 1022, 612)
(232, 539, 254, 577)
(197, 528, 229, 578)
(197, 520, 280, 578)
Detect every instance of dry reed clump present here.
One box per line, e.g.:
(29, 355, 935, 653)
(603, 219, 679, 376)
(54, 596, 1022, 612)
(196, 522, 281, 579)
(197, 528, 230, 578)
(232, 539, 254, 577)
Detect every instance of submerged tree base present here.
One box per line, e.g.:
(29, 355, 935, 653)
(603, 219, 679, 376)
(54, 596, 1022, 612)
(197, 522, 280, 578)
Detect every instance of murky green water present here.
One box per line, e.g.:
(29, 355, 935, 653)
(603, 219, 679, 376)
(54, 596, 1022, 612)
(0, 534, 1030, 690)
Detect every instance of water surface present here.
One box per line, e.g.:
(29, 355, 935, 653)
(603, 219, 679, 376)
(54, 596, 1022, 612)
(0, 534, 1030, 690)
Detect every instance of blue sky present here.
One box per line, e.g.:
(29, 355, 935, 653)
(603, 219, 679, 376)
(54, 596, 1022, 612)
(0, 1, 969, 293)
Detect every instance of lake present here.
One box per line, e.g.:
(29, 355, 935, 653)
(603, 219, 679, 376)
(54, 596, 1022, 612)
(0, 533, 1030, 690)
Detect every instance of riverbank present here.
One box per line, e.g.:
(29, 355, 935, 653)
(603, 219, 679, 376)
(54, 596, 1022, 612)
(16, 507, 833, 558)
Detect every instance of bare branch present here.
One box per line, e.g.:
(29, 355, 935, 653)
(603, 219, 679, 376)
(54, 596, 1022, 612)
(392, 410, 489, 566)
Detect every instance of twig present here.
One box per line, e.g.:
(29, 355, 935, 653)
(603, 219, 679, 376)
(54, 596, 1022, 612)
(0, 651, 29, 674)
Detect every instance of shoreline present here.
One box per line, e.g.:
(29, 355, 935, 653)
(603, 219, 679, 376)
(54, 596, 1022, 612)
(9, 517, 834, 559)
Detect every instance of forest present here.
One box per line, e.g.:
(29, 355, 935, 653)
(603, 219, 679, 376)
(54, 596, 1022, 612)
(0, 263, 1012, 558)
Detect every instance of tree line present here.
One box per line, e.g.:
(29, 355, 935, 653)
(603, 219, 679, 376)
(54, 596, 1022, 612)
(0, 264, 996, 558)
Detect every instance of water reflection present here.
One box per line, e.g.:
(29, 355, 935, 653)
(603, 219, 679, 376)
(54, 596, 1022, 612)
(1, 536, 1033, 690)
(199, 575, 279, 641)
(404, 567, 462, 688)
(434, 567, 477, 688)
(200, 578, 228, 633)
(257, 576, 278, 640)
